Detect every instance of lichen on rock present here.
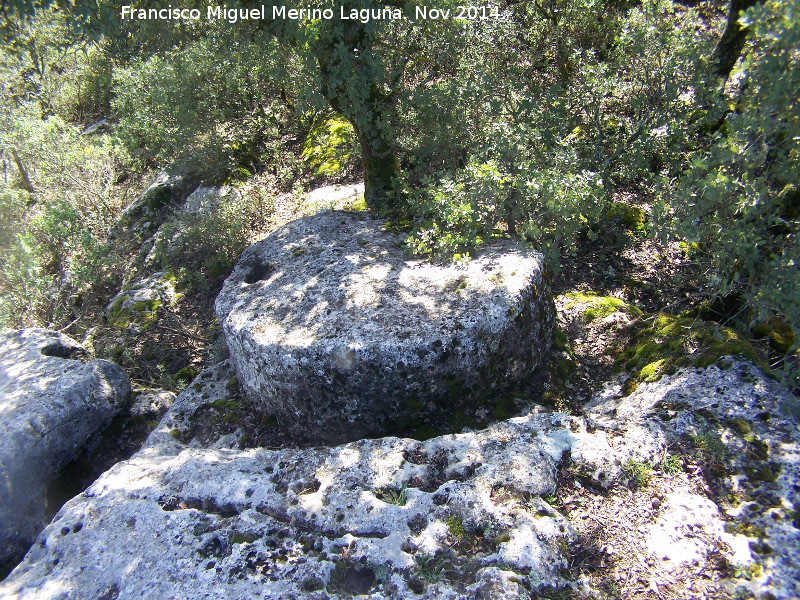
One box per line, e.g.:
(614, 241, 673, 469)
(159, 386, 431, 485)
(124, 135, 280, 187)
(2, 356, 797, 599)
(105, 272, 177, 331)
(215, 211, 555, 443)
(0, 329, 130, 577)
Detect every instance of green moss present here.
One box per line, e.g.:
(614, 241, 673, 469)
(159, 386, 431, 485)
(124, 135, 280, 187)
(615, 313, 770, 386)
(169, 429, 182, 441)
(746, 438, 770, 461)
(225, 377, 240, 394)
(728, 417, 752, 435)
(301, 113, 357, 176)
(349, 196, 368, 211)
(222, 412, 240, 424)
(108, 297, 162, 330)
(492, 396, 515, 420)
(446, 516, 466, 539)
(743, 463, 781, 484)
(204, 399, 240, 412)
(552, 357, 577, 379)
(639, 359, 667, 382)
(107, 299, 132, 329)
(229, 532, 259, 544)
(621, 378, 639, 396)
(175, 367, 199, 385)
(724, 521, 766, 538)
(768, 317, 796, 354)
(553, 328, 569, 352)
(694, 431, 726, 459)
(564, 292, 642, 322)
(604, 202, 647, 231)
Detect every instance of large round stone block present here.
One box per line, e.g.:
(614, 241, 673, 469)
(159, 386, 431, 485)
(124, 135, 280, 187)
(215, 212, 554, 443)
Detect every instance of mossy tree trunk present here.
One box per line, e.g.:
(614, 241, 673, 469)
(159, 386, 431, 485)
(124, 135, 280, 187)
(712, 0, 762, 81)
(352, 90, 399, 212)
(314, 24, 401, 211)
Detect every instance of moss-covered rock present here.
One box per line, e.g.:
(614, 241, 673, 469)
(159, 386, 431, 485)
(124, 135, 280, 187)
(614, 312, 770, 394)
(106, 272, 177, 331)
(753, 317, 796, 355)
(563, 291, 643, 322)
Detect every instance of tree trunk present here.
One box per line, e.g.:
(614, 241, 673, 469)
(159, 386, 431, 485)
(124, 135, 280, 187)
(315, 24, 400, 212)
(712, 0, 762, 81)
(353, 94, 399, 212)
(11, 148, 35, 196)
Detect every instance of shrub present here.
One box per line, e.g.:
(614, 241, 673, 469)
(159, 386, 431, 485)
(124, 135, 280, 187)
(654, 0, 800, 388)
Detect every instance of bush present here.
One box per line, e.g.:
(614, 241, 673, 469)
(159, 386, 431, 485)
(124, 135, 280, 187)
(655, 0, 800, 387)
(113, 23, 315, 178)
(0, 105, 132, 327)
(147, 179, 275, 291)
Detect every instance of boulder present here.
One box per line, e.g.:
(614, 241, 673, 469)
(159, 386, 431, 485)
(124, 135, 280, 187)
(114, 169, 201, 239)
(303, 182, 365, 212)
(215, 211, 555, 443)
(2, 359, 796, 599)
(181, 185, 235, 215)
(105, 272, 177, 331)
(0, 329, 130, 575)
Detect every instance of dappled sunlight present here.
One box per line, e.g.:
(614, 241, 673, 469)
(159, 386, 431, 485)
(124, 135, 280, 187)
(335, 446, 362, 470)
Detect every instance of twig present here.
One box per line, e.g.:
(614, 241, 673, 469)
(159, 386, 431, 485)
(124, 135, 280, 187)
(153, 323, 208, 343)
(57, 316, 81, 333)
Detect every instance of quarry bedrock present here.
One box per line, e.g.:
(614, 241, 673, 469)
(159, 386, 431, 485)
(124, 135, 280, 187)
(215, 212, 555, 442)
(0, 329, 130, 571)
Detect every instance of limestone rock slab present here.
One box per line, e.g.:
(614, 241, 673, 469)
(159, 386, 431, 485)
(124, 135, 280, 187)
(0, 360, 628, 599)
(215, 211, 555, 443)
(3, 359, 797, 599)
(0, 329, 130, 573)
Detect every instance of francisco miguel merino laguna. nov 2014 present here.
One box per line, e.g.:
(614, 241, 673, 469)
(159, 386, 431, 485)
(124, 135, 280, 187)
(120, 5, 405, 24)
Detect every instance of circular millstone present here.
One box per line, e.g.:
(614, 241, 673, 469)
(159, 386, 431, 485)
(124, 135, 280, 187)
(215, 212, 554, 443)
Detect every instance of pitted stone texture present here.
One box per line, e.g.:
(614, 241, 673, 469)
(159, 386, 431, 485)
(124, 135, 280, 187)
(0, 360, 643, 600)
(4, 360, 796, 599)
(215, 211, 555, 443)
(0, 329, 130, 572)
(586, 360, 800, 599)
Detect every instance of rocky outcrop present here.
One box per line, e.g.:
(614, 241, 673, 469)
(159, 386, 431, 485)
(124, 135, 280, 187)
(303, 182, 365, 212)
(215, 211, 555, 443)
(114, 169, 201, 239)
(2, 359, 795, 599)
(105, 272, 177, 331)
(0, 329, 130, 574)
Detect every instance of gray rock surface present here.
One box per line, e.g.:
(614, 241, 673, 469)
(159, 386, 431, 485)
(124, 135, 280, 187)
(3, 359, 796, 599)
(215, 211, 555, 443)
(0, 329, 130, 572)
(302, 182, 364, 212)
(114, 169, 201, 239)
